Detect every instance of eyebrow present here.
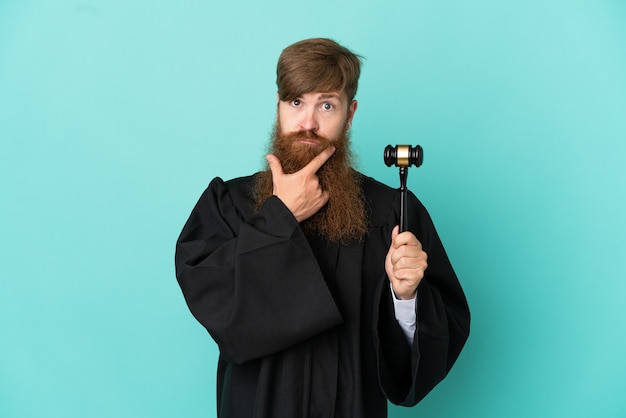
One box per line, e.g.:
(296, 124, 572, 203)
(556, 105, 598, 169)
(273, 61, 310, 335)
(317, 93, 343, 102)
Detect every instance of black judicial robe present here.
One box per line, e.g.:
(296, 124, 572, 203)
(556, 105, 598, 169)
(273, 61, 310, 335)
(175, 173, 470, 418)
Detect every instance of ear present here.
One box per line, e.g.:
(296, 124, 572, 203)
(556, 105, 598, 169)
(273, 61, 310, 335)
(347, 100, 358, 127)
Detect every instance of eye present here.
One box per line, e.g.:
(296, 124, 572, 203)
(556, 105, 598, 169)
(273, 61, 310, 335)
(322, 102, 334, 111)
(292, 99, 302, 107)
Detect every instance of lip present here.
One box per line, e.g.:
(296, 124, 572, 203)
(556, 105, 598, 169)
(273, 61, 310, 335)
(297, 139, 320, 146)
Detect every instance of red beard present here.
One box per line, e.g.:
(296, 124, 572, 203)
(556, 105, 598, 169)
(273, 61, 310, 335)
(253, 120, 367, 243)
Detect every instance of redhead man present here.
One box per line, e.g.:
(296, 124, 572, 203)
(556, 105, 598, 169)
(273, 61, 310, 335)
(175, 38, 470, 418)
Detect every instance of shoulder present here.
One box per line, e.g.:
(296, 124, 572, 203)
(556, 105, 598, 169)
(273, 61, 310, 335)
(192, 174, 257, 216)
(358, 172, 428, 227)
(210, 174, 256, 190)
(211, 174, 256, 194)
(205, 174, 257, 200)
(358, 173, 398, 227)
(359, 174, 397, 200)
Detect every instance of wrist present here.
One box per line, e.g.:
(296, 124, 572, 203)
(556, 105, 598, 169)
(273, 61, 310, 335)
(391, 286, 417, 301)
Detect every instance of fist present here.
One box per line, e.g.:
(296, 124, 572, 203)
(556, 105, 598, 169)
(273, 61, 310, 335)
(385, 225, 428, 299)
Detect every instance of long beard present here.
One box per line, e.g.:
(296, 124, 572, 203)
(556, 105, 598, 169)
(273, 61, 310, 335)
(253, 121, 368, 244)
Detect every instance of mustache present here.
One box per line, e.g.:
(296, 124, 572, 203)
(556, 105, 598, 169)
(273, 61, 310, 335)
(281, 130, 333, 147)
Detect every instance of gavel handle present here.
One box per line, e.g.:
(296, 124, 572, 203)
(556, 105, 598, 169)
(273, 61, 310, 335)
(399, 167, 408, 233)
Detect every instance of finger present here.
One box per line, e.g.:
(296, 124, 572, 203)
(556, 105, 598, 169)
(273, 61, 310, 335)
(393, 231, 421, 248)
(301, 146, 336, 174)
(390, 244, 427, 266)
(320, 190, 330, 206)
(391, 225, 399, 240)
(394, 252, 428, 270)
(389, 225, 400, 248)
(265, 154, 284, 177)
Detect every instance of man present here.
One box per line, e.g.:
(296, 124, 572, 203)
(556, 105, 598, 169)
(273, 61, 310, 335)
(175, 38, 470, 417)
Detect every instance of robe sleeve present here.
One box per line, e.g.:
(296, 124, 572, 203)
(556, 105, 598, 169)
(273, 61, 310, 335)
(377, 191, 470, 406)
(175, 177, 344, 365)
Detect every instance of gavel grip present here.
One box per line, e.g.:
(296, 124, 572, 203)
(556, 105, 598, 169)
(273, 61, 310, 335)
(399, 167, 408, 233)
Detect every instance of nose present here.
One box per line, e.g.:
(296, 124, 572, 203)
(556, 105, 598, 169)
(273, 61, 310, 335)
(299, 108, 319, 132)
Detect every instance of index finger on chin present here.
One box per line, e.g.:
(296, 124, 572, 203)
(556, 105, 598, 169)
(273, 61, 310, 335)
(302, 145, 336, 174)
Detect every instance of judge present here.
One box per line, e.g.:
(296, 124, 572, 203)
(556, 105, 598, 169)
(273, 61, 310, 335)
(175, 38, 470, 418)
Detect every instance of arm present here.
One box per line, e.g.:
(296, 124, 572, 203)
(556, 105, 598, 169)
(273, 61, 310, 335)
(377, 191, 470, 405)
(175, 177, 343, 365)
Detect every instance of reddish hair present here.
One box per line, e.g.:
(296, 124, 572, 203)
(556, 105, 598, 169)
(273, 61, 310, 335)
(276, 38, 363, 102)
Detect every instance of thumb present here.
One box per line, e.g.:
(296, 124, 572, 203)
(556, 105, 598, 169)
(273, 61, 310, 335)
(391, 225, 400, 246)
(265, 154, 284, 176)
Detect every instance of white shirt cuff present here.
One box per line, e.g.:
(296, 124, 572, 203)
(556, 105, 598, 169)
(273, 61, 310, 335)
(391, 283, 417, 345)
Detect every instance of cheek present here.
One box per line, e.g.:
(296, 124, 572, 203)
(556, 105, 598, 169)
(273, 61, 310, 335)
(323, 119, 347, 141)
(277, 109, 297, 133)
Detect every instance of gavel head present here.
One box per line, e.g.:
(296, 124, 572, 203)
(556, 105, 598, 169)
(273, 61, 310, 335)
(384, 144, 424, 168)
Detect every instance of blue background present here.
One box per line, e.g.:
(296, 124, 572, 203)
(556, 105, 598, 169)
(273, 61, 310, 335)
(1, 1, 625, 417)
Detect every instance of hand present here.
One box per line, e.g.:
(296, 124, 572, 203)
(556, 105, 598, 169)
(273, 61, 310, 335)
(265, 146, 335, 222)
(385, 225, 428, 299)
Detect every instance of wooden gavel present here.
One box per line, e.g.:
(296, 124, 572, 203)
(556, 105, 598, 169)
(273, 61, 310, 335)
(384, 145, 424, 233)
